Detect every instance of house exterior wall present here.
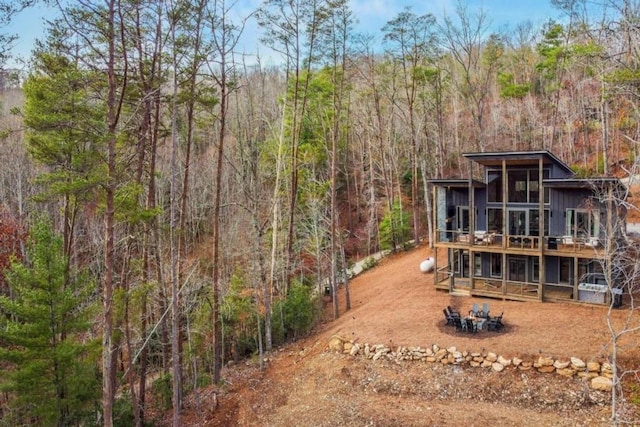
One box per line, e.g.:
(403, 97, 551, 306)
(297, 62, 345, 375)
(429, 150, 624, 306)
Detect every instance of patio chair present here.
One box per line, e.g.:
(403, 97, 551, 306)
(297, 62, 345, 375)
(465, 318, 477, 333)
(443, 309, 456, 326)
(489, 312, 504, 330)
(454, 317, 465, 332)
(447, 306, 461, 318)
(486, 317, 500, 331)
(482, 303, 490, 317)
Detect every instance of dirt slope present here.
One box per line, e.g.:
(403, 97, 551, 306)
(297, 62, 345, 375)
(175, 244, 639, 426)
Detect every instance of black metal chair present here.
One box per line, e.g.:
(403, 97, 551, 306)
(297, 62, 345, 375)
(487, 312, 504, 331)
(454, 317, 465, 332)
(465, 318, 477, 333)
(447, 305, 460, 318)
(443, 309, 456, 326)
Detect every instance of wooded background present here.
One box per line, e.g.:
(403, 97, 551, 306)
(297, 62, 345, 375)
(0, 0, 639, 425)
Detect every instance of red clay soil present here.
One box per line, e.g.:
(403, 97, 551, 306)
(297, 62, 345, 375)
(172, 244, 640, 426)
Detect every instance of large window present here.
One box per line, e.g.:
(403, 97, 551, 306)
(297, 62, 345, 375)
(508, 208, 549, 236)
(559, 257, 572, 283)
(529, 209, 550, 236)
(508, 256, 526, 282)
(487, 171, 502, 202)
(530, 257, 540, 282)
(490, 253, 502, 278)
(507, 169, 550, 203)
(566, 208, 600, 238)
(508, 171, 528, 202)
(578, 260, 603, 279)
(457, 206, 470, 231)
(508, 209, 527, 235)
(453, 250, 470, 278)
(487, 208, 503, 233)
(474, 253, 482, 276)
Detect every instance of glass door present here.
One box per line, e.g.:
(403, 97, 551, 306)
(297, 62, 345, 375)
(508, 256, 526, 282)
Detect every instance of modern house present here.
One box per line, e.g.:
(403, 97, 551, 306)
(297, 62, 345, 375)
(428, 150, 626, 306)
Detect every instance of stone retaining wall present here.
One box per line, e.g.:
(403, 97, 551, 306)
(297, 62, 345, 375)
(327, 335, 614, 392)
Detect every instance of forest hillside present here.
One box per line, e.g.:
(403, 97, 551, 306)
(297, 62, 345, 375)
(0, 1, 639, 425)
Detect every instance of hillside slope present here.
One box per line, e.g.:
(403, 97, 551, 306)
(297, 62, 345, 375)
(173, 244, 639, 426)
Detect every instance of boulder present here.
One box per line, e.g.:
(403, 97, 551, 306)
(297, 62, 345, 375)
(587, 361, 601, 372)
(435, 349, 448, 361)
(553, 359, 570, 369)
(535, 356, 554, 367)
(556, 368, 576, 377)
(328, 335, 345, 352)
(492, 362, 505, 372)
(591, 376, 613, 392)
(485, 352, 498, 362)
(570, 357, 585, 370)
(497, 355, 511, 366)
(349, 343, 360, 356)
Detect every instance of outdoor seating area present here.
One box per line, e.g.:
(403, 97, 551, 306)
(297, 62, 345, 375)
(443, 304, 504, 333)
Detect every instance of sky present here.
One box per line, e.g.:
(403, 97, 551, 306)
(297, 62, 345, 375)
(3, 0, 566, 70)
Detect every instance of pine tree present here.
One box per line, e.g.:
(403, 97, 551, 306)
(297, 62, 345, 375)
(0, 219, 100, 426)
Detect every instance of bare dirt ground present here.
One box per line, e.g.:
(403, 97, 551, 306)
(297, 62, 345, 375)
(172, 244, 640, 426)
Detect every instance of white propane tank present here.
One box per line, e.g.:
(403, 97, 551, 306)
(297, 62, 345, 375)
(420, 257, 435, 273)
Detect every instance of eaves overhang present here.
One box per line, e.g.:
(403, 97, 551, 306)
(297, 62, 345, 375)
(462, 150, 574, 175)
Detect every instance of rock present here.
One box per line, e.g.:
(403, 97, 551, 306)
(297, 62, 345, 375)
(535, 356, 554, 367)
(497, 355, 511, 366)
(537, 366, 556, 374)
(553, 359, 570, 369)
(435, 349, 447, 361)
(328, 335, 345, 352)
(556, 368, 576, 377)
(481, 359, 493, 368)
(570, 357, 585, 370)
(349, 343, 360, 356)
(447, 346, 457, 354)
(601, 362, 612, 374)
(587, 361, 601, 372)
(578, 371, 600, 380)
(343, 342, 353, 353)
(470, 361, 481, 367)
(591, 376, 613, 392)
(485, 352, 498, 362)
(492, 362, 505, 372)
(512, 357, 523, 367)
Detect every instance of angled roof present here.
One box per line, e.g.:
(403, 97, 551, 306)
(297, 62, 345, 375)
(462, 150, 574, 175)
(427, 179, 485, 188)
(545, 178, 626, 198)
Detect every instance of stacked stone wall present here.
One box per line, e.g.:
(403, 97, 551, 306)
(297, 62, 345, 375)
(327, 335, 614, 392)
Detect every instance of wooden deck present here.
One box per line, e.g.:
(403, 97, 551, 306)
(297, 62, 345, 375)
(434, 232, 605, 259)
